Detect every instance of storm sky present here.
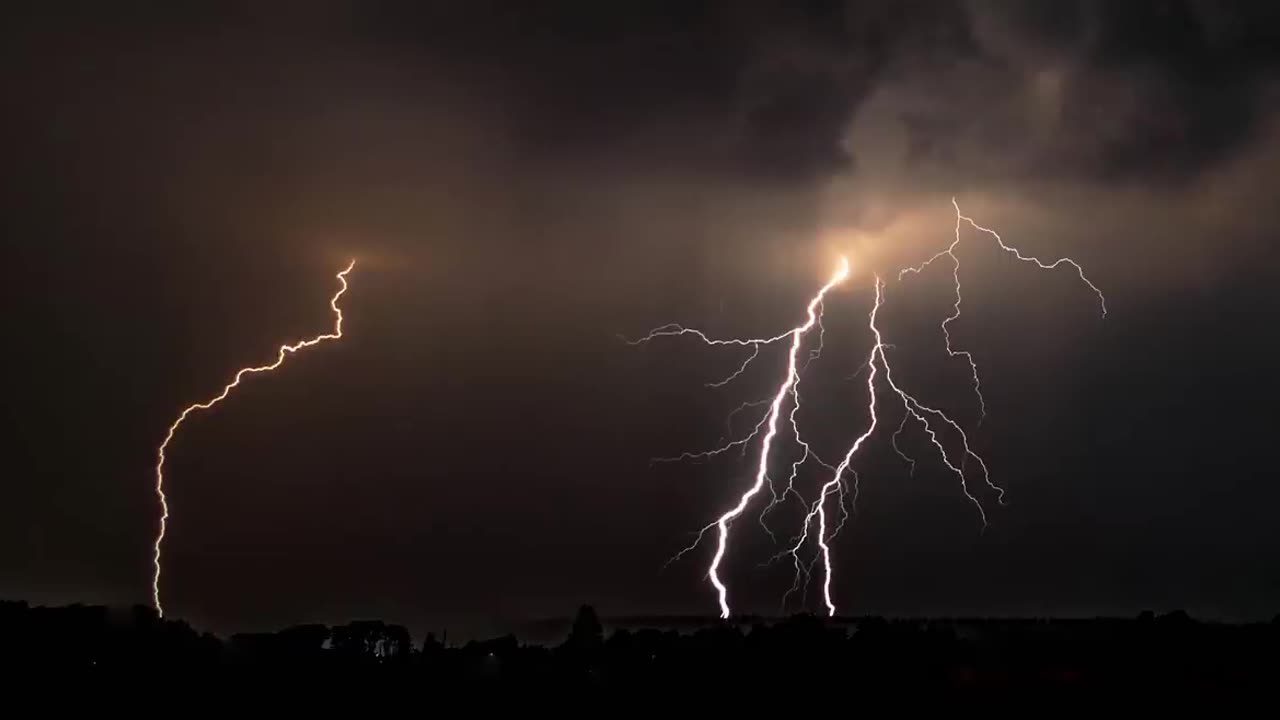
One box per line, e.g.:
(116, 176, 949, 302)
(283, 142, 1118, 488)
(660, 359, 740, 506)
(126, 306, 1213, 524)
(4, 1, 1279, 636)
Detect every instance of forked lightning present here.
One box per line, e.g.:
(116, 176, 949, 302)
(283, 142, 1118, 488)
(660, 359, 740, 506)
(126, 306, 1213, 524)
(632, 199, 1105, 617)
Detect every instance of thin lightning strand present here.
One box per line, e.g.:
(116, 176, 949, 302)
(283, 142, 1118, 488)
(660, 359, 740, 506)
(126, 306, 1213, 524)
(718, 398, 771, 445)
(624, 324, 795, 348)
(651, 408, 770, 465)
(955, 199, 1107, 317)
(899, 198, 1107, 422)
(882, 347, 996, 525)
(891, 412, 918, 477)
(151, 260, 355, 617)
(623, 320, 792, 391)
(899, 205, 985, 421)
(706, 344, 761, 388)
(704, 258, 848, 618)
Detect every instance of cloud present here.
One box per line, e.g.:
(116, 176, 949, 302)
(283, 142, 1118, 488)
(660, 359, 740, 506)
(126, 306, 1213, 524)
(814, 1, 1280, 288)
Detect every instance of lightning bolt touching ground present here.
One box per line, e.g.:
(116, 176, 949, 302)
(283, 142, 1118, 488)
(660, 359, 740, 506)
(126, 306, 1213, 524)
(151, 260, 355, 617)
(704, 259, 847, 618)
(629, 259, 848, 617)
(633, 198, 1105, 618)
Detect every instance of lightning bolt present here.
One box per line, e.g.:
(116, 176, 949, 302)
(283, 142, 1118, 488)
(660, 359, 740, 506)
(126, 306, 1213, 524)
(704, 259, 847, 618)
(151, 260, 355, 617)
(629, 259, 849, 617)
(891, 413, 918, 477)
(635, 198, 1106, 619)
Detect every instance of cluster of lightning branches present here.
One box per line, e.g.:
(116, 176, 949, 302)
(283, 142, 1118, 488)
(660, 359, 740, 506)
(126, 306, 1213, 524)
(151, 260, 355, 617)
(627, 199, 1105, 619)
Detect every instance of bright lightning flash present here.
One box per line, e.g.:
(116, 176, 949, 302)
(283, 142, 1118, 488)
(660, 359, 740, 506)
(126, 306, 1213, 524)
(632, 199, 1106, 618)
(628, 259, 849, 618)
(151, 260, 355, 617)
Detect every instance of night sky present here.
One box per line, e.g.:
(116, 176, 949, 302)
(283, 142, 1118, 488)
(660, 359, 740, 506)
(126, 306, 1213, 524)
(4, 1, 1280, 637)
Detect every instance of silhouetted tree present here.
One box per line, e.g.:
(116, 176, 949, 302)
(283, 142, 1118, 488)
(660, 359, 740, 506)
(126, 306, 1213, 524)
(421, 632, 444, 655)
(568, 604, 603, 652)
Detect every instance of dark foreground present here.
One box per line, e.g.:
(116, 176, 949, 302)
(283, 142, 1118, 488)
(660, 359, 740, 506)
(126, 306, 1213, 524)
(3, 600, 1278, 692)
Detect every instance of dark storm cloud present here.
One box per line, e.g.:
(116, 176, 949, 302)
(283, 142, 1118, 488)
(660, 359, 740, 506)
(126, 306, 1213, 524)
(819, 1, 1280, 293)
(341, 1, 1280, 188)
(344, 1, 888, 181)
(880, 1, 1280, 185)
(9, 1, 1278, 192)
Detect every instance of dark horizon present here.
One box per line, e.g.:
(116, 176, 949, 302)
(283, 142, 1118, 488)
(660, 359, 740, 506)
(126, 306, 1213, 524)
(5, 596, 1277, 648)
(6, 598, 1279, 693)
(5, 596, 1273, 645)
